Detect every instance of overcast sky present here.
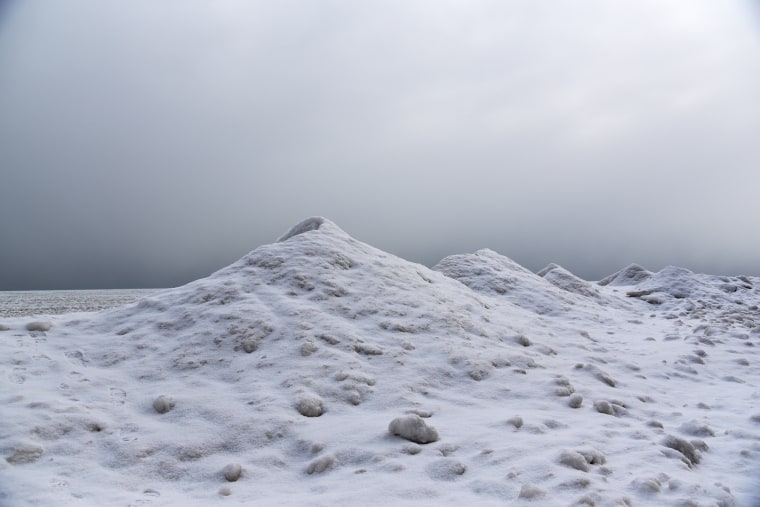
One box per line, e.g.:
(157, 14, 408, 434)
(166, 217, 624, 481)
(1, 0, 759, 290)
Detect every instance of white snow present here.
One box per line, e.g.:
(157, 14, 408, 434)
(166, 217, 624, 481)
(1, 217, 759, 506)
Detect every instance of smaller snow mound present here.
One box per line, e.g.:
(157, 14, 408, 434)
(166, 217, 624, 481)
(434, 249, 537, 297)
(535, 263, 560, 277)
(433, 250, 580, 314)
(277, 217, 330, 242)
(538, 264, 601, 299)
(598, 263, 653, 286)
(645, 266, 697, 299)
(621, 265, 760, 315)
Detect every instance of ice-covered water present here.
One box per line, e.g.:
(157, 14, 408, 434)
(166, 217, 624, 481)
(0, 289, 160, 317)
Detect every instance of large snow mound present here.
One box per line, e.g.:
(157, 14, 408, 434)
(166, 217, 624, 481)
(1, 218, 759, 506)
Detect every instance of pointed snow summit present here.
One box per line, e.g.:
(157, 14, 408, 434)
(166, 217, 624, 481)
(276, 215, 335, 242)
(85, 216, 514, 407)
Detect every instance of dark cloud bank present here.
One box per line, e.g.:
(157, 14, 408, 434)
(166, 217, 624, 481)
(1, 0, 759, 290)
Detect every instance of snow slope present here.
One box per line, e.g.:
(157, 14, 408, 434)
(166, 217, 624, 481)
(1, 217, 759, 506)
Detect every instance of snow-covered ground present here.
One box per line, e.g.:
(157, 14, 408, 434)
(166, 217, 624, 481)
(1, 217, 759, 506)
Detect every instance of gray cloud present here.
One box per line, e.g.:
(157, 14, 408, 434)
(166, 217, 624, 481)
(1, 0, 759, 289)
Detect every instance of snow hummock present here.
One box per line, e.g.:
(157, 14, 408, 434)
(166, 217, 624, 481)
(1, 217, 759, 506)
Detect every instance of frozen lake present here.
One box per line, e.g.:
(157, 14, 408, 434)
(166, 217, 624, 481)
(0, 289, 161, 318)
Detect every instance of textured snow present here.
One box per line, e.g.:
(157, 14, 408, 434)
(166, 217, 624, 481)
(1, 217, 759, 506)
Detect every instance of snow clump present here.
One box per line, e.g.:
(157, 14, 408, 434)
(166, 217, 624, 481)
(425, 459, 466, 481)
(388, 414, 439, 444)
(25, 321, 52, 332)
(296, 397, 324, 417)
(558, 450, 590, 472)
(568, 393, 583, 408)
(594, 400, 614, 415)
(152, 395, 175, 414)
(518, 483, 547, 500)
(507, 416, 524, 429)
(306, 455, 335, 475)
(662, 435, 701, 466)
(223, 463, 242, 482)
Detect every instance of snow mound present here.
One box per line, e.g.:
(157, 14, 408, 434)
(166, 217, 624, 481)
(622, 265, 758, 314)
(1, 217, 758, 506)
(537, 263, 602, 299)
(434, 250, 581, 314)
(433, 249, 538, 295)
(598, 263, 653, 286)
(434, 250, 627, 314)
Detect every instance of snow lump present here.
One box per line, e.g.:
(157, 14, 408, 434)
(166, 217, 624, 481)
(25, 321, 52, 332)
(296, 396, 324, 417)
(152, 395, 175, 414)
(388, 414, 439, 444)
(223, 463, 242, 482)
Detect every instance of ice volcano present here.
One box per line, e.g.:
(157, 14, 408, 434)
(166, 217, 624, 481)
(1, 217, 758, 506)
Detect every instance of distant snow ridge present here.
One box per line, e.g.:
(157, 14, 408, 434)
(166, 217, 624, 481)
(1, 216, 758, 506)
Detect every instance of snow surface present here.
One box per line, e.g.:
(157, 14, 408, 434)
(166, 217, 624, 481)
(1, 217, 759, 506)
